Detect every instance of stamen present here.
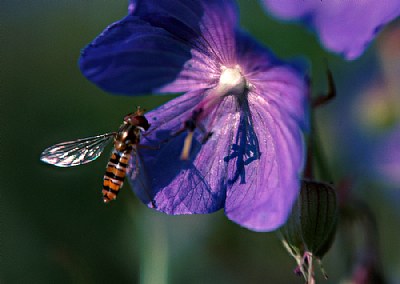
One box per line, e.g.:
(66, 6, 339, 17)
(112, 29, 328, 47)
(181, 131, 194, 160)
(174, 108, 213, 160)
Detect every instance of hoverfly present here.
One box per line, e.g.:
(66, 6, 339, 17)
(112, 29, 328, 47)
(40, 107, 151, 203)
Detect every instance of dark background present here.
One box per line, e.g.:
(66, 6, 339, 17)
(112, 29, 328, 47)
(2, 1, 399, 283)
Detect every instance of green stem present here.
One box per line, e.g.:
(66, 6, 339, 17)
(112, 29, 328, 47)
(311, 114, 334, 182)
(141, 213, 168, 284)
(130, 205, 169, 284)
(306, 253, 315, 284)
(308, 68, 336, 182)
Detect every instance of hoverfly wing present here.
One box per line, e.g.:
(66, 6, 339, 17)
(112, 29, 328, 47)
(127, 148, 154, 207)
(40, 132, 116, 167)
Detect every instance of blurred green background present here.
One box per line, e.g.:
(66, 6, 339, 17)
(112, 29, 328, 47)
(2, 1, 399, 283)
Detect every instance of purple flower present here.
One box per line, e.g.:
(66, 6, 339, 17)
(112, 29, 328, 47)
(80, 0, 309, 231)
(261, 0, 400, 60)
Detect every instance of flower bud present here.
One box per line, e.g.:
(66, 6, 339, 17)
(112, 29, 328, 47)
(279, 180, 338, 278)
(302, 180, 338, 258)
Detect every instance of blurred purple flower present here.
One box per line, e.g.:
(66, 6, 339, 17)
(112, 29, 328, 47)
(261, 0, 400, 60)
(80, 0, 309, 231)
(373, 125, 400, 186)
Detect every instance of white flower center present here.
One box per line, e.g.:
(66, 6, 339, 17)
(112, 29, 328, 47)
(217, 65, 247, 97)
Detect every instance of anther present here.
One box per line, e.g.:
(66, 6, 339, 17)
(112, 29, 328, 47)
(178, 108, 212, 160)
(181, 131, 194, 160)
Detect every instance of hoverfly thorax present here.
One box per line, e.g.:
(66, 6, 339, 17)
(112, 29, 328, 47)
(114, 123, 139, 152)
(113, 109, 151, 152)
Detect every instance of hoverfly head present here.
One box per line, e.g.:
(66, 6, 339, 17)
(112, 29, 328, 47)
(124, 106, 150, 131)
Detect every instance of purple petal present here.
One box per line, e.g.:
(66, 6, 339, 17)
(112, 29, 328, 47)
(129, 0, 238, 51)
(80, 16, 193, 94)
(261, 0, 400, 59)
(224, 91, 305, 231)
(80, 0, 239, 95)
(132, 90, 240, 214)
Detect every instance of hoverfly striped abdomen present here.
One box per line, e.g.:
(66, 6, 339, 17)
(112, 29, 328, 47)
(102, 150, 131, 203)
